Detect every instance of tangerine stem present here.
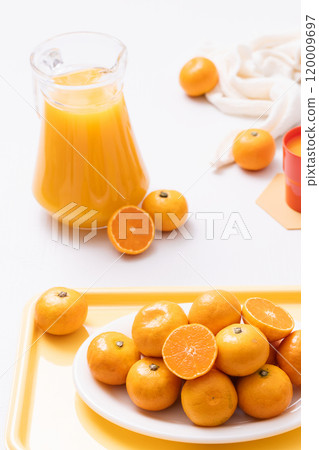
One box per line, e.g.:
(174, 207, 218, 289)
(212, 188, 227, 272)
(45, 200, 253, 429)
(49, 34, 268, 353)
(58, 291, 68, 297)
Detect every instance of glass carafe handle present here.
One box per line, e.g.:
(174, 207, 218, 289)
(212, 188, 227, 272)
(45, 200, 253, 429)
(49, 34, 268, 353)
(32, 48, 63, 118)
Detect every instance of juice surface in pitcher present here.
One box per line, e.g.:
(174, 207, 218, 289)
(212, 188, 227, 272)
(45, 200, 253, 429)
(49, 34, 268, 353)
(33, 68, 149, 227)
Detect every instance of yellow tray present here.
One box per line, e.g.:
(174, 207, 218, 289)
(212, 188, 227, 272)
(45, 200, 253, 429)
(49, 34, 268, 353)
(6, 287, 301, 450)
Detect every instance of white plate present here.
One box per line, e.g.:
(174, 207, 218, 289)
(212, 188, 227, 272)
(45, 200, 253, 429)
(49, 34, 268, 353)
(73, 303, 301, 444)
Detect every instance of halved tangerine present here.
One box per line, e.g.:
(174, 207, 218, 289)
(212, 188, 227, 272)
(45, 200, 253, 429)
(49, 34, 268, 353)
(107, 205, 155, 255)
(242, 297, 294, 342)
(162, 323, 218, 380)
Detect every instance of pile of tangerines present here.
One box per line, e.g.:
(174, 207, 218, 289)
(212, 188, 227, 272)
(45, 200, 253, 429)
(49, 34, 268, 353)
(86, 291, 301, 427)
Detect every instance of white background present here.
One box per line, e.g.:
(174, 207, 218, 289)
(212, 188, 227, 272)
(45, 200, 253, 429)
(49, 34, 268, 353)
(0, 0, 301, 447)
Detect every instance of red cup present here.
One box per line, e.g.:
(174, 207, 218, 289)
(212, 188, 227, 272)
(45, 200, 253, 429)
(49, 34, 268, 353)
(283, 126, 301, 212)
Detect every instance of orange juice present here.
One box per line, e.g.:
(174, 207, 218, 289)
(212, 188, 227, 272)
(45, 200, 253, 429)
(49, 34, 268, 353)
(287, 135, 301, 157)
(33, 69, 149, 227)
(283, 126, 301, 212)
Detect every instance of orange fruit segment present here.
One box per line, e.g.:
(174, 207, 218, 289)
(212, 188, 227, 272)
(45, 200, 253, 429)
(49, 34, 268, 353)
(107, 205, 155, 255)
(242, 297, 295, 342)
(162, 323, 218, 380)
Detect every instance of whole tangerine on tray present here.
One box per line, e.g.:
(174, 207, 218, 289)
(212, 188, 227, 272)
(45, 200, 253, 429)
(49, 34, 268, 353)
(181, 368, 238, 426)
(242, 297, 295, 342)
(142, 189, 188, 232)
(188, 289, 242, 335)
(232, 128, 276, 171)
(132, 301, 188, 357)
(126, 357, 182, 411)
(34, 287, 88, 335)
(162, 323, 218, 380)
(215, 323, 269, 377)
(179, 57, 219, 97)
(87, 331, 140, 385)
(107, 205, 155, 255)
(237, 364, 293, 419)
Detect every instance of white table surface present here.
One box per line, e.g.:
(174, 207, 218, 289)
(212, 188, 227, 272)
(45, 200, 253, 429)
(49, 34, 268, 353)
(0, 0, 300, 446)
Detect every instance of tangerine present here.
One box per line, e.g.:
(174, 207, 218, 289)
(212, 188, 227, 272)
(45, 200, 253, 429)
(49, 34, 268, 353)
(35, 287, 88, 335)
(232, 129, 275, 170)
(181, 369, 238, 426)
(242, 297, 294, 341)
(237, 364, 293, 419)
(87, 331, 140, 385)
(107, 205, 154, 255)
(126, 357, 182, 411)
(215, 324, 269, 376)
(162, 323, 218, 380)
(142, 190, 188, 232)
(188, 289, 241, 335)
(132, 301, 188, 356)
(179, 57, 219, 96)
(277, 330, 301, 386)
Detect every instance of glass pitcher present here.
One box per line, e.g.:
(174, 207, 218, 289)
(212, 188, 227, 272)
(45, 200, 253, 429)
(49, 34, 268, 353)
(30, 32, 149, 228)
